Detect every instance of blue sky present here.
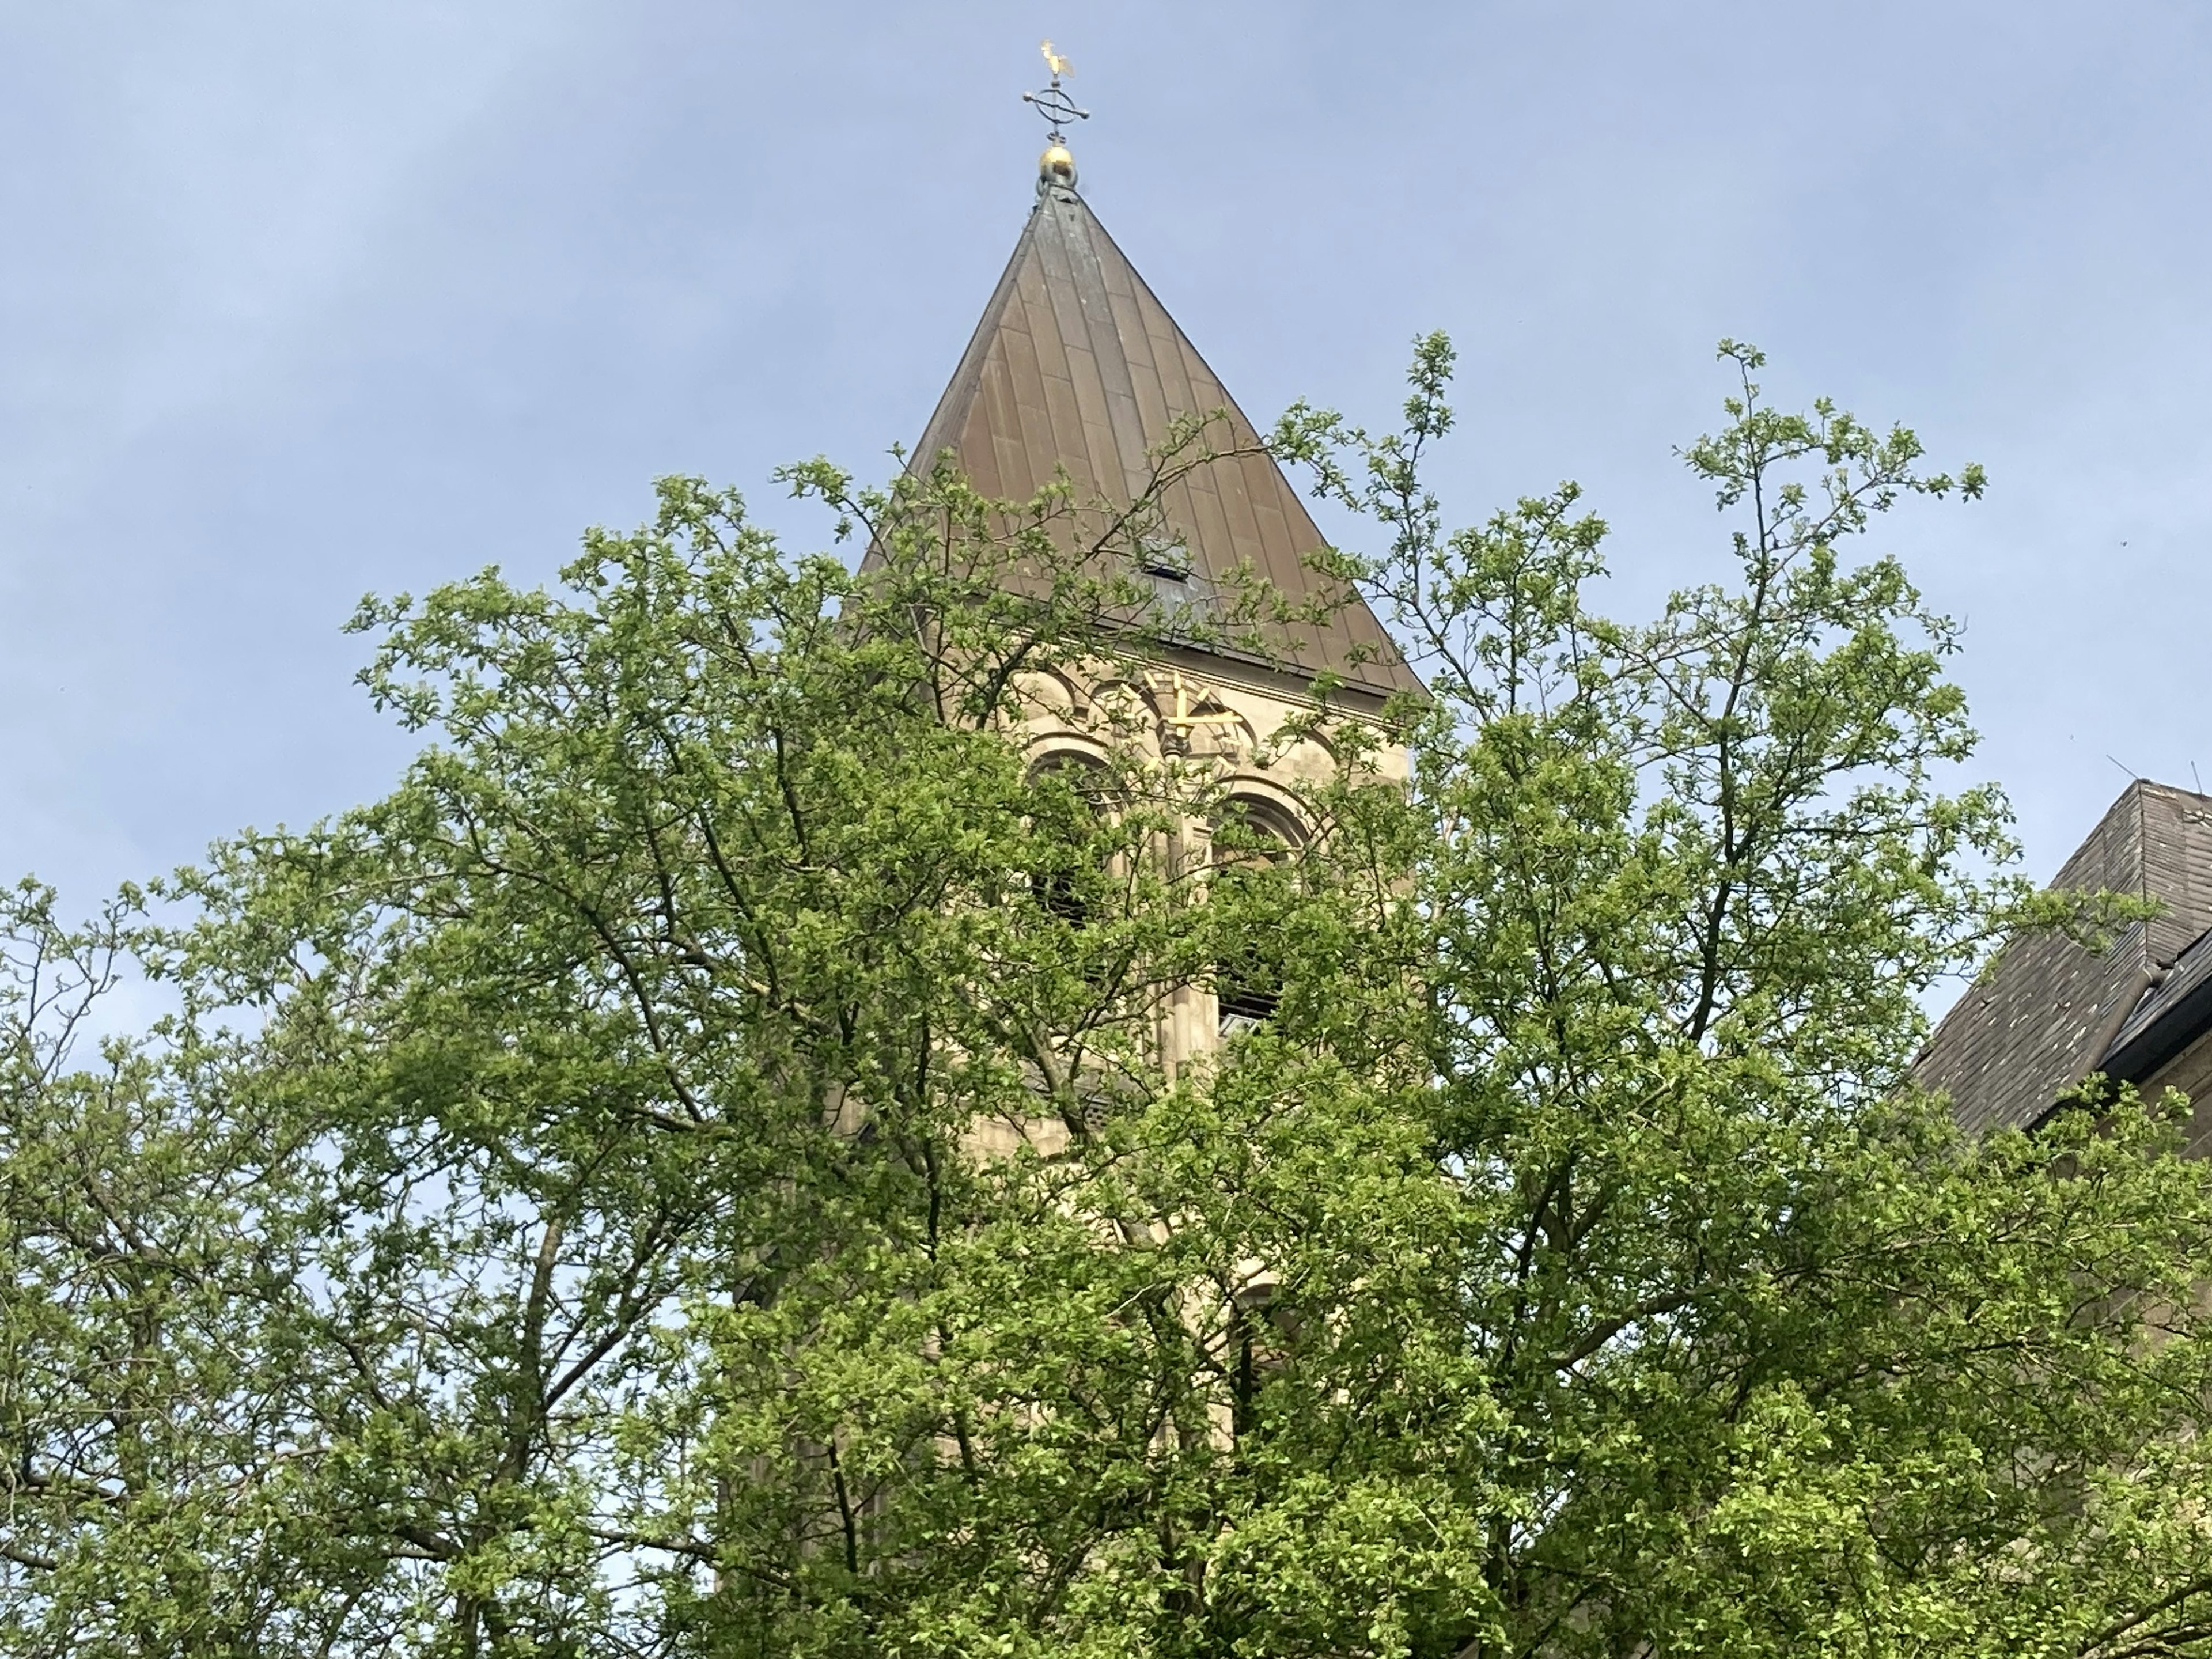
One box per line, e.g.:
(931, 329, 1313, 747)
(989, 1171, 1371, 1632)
(3, 2, 2207, 906)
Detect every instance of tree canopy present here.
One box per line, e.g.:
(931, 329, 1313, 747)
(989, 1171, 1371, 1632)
(5, 340, 2211, 1659)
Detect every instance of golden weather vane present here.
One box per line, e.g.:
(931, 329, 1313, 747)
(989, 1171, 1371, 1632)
(1022, 37, 1090, 183)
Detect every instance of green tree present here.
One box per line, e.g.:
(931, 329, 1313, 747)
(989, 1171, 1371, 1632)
(3, 344, 2210, 1658)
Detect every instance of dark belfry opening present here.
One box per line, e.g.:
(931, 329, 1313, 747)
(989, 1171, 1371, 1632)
(1025, 757, 1111, 927)
(1213, 796, 1302, 1036)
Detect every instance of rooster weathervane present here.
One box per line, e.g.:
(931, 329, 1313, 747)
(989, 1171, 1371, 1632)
(1021, 39, 1090, 148)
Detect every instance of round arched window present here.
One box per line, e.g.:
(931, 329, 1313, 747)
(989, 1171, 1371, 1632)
(1024, 754, 1113, 925)
(1212, 794, 1306, 862)
(1211, 794, 1305, 1034)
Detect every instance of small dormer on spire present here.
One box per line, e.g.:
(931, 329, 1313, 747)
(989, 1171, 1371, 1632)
(1021, 39, 1088, 189)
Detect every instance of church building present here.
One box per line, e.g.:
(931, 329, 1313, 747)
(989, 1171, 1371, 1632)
(924, 60, 2212, 1156)
(887, 74, 1423, 1082)
(1920, 777, 2212, 1153)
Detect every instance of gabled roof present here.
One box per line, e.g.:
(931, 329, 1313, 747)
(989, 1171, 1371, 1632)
(1918, 779, 2212, 1134)
(891, 176, 1423, 702)
(2106, 916, 2212, 1081)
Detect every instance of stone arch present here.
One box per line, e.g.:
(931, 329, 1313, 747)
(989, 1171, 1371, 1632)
(1023, 747, 1117, 927)
(1212, 779, 1311, 852)
(1024, 734, 1115, 778)
(1083, 676, 1165, 755)
(1208, 785, 1309, 1036)
(1271, 727, 1340, 785)
(1011, 664, 1087, 724)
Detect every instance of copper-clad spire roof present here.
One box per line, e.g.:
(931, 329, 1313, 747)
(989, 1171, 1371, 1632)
(899, 176, 1424, 702)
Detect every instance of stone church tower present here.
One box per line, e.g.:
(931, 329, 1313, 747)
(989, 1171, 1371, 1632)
(887, 126, 1423, 1092)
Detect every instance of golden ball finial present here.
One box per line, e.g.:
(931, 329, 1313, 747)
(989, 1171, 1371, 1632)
(1039, 144, 1076, 187)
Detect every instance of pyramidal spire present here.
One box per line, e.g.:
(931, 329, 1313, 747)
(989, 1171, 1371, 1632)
(897, 90, 1421, 702)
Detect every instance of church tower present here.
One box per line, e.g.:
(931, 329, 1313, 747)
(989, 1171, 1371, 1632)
(895, 57, 1423, 1084)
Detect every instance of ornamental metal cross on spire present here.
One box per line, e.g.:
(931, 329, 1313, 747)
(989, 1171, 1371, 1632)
(1022, 39, 1089, 187)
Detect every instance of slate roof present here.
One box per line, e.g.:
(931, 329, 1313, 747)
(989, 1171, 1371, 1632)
(880, 176, 1423, 702)
(2105, 913, 2212, 1084)
(1918, 779, 2212, 1133)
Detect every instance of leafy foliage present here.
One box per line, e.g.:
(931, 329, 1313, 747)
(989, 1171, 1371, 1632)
(3, 346, 2210, 1657)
